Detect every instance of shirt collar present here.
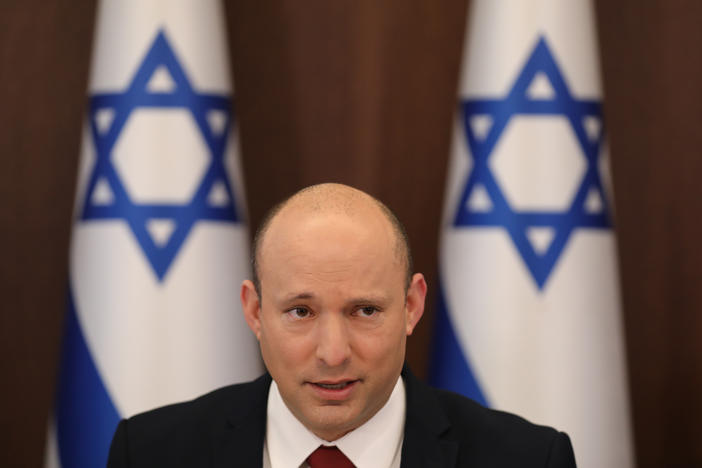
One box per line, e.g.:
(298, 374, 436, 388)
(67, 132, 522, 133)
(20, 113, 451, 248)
(266, 376, 406, 468)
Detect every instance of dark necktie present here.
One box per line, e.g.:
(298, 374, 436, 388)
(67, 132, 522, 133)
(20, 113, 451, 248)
(306, 445, 355, 468)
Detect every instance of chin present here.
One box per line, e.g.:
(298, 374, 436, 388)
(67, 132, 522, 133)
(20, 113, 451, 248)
(308, 407, 360, 440)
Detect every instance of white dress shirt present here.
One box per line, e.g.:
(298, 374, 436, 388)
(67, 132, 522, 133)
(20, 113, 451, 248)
(263, 377, 406, 468)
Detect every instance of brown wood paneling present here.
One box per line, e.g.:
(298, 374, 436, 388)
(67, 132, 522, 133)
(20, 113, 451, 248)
(0, 1, 96, 466)
(596, 1, 702, 466)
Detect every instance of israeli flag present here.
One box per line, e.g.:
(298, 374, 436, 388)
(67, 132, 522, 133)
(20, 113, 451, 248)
(430, 1, 634, 466)
(45, 1, 261, 466)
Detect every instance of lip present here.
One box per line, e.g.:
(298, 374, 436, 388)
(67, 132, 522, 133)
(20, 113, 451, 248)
(307, 379, 359, 401)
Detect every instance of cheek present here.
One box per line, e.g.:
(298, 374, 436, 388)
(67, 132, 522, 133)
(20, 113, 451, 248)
(259, 318, 312, 372)
(354, 319, 407, 363)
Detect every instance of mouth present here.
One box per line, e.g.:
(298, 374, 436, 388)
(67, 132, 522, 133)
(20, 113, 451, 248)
(308, 379, 360, 400)
(315, 380, 356, 389)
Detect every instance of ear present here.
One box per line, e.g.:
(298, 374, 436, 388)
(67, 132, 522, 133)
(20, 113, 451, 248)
(405, 273, 427, 336)
(241, 280, 262, 340)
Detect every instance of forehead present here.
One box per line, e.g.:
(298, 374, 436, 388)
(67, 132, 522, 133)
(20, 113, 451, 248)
(258, 208, 404, 293)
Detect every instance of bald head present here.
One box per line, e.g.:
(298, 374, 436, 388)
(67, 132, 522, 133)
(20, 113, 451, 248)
(251, 183, 413, 296)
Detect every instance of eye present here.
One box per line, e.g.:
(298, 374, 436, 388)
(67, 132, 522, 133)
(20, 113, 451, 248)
(286, 307, 311, 320)
(354, 306, 379, 318)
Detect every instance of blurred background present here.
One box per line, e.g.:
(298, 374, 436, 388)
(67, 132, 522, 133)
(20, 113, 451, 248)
(0, 1, 700, 467)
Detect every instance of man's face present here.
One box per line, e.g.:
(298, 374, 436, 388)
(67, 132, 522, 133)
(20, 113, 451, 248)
(242, 208, 425, 441)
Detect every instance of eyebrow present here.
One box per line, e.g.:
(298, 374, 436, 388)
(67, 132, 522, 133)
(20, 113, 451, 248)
(281, 292, 316, 302)
(279, 292, 390, 305)
(347, 295, 390, 305)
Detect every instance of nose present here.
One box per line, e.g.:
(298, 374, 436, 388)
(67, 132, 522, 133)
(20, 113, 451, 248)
(315, 312, 351, 367)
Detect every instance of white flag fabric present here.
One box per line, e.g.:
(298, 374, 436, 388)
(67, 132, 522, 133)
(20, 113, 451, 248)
(45, 1, 261, 466)
(429, 1, 634, 466)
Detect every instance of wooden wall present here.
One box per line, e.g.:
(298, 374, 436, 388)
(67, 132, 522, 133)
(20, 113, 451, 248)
(0, 1, 700, 466)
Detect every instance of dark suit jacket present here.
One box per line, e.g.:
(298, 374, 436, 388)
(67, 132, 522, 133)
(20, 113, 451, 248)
(107, 368, 576, 467)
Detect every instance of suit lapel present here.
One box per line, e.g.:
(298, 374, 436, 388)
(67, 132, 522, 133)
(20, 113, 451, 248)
(212, 373, 271, 468)
(400, 367, 458, 468)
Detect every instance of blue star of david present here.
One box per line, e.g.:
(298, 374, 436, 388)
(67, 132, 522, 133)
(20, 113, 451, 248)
(81, 30, 240, 281)
(454, 37, 611, 289)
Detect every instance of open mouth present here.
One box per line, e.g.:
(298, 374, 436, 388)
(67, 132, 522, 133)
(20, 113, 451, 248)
(315, 381, 355, 390)
(308, 379, 359, 400)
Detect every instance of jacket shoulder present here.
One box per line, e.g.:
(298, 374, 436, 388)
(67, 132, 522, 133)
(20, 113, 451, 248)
(107, 375, 270, 467)
(129, 377, 262, 430)
(435, 387, 555, 437)
(429, 387, 575, 467)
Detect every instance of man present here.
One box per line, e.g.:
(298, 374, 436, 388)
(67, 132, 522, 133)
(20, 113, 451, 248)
(107, 183, 576, 467)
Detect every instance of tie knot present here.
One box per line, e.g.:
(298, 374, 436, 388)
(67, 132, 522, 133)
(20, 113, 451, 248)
(306, 445, 355, 468)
